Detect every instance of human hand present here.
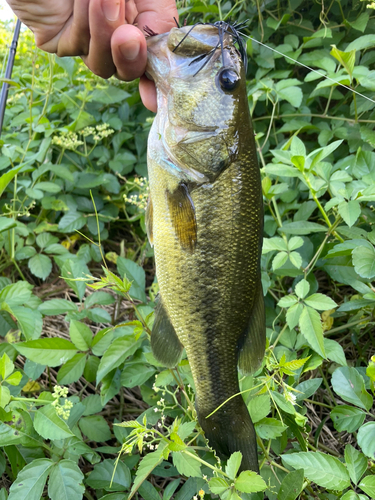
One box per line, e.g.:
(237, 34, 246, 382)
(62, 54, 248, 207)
(6, 0, 178, 111)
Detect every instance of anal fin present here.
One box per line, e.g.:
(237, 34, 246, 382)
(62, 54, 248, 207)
(237, 279, 266, 374)
(151, 297, 184, 367)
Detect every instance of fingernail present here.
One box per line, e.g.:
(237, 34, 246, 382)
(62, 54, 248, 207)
(120, 40, 140, 61)
(102, 0, 120, 21)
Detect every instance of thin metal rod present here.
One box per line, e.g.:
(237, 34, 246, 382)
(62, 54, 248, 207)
(0, 18, 22, 136)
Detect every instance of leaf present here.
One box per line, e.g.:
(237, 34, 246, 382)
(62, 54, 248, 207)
(0, 165, 23, 198)
(128, 449, 165, 499)
(69, 320, 92, 350)
(61, 259, 89, 301)
(281, 451, 350, 490)
(8, 459, 53, 500)
(331, 367, 372, 410)
(324, 338, 347, 366)
(330, 405, 366, 433)
(48, 460, 85, 500)
(120, 364, 155, 388)
(38, 299, 78, 315)
(0, 216, 17, 233)
(15, 338, 77, 367)
(294, 378, 322, 401)
(330, 46, 355, 77)
(357, 421, 375, 458)
(303, 293, 337, 310)
(352, 246, 375, 279)
(173, 451, 202, 478)
(338, 200, 361, 227)
(96, 336, 141, 383)
(346, 34, 375, 52)
(0, 386, 10, 407)
(209, 477, 230, 495)
(247, 394, 271, 423)
(345, 444, 367, 485)
(86, 459, 131, 491)
(286, 303, 304, 329)
(235, 470, 267, 493)
(277, 86, 303, 107)
(226, 451, 242, 480)
(91, 86, 130, 104)
(272, 251, 288, 270)
(117, 257, 147, 303)
(138, 480, 163, 500)
(359, 475, 375, 498)
(58, 211, 86, 233)
(280, 221, 327, 235)
(278, 295, 298, 308)
(278, 469, 304, 500)
(295, 279, 310, 299)
(34, 404, 74, 440)
(57, 353, 86, 385)
(0, 352, 14, 380)
(8, 306, 43, 340)
(79, 415, 112, 442)
(28, 254, 52, 280)
(255, 418, 287, 439)
(299, 306, 326, 358)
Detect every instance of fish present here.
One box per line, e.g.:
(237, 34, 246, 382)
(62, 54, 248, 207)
(145, 21, 265, 473)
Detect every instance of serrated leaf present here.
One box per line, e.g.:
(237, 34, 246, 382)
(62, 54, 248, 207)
(248, 394, 271, 423)
(117, 257, 146, 303)
(209, 477, 230, 495)
(38, 298, 78, 315)
(286, 303, 303, 329)
(120, 364, 155, 388)
(235, 470, 267, 493)
(34, 404, 74, 440)
(345, 444, 367, 485)
(295, 279, 310, 299)
(8, 458, 53, 500)
(48, 460, 85, 500)
(173, 451, 202, 478)
(226, 451, 242, 479)
(281, 451, 350, 490)
(15, 338, 77, 367)
(128, 448, 165, 499)
(61, 259, 89, 301)
(0, 386, 10, 407)
(271, 391, 295, 414)
(255, 418, 287, 439)
(79, 415, 112, 442)
(272, 251, 288, 270)
(331, 405, 366, 432)
(331, 367, 372, 410)
(299, 306, 326, 358)
(357, 421, 375, 458)
(278, 469, 304, 500)
(289, 251, 302, 268)
(278, 295, 298, 308)
(303, 293, 337, 310)
(28, 254, 52, 280)
(0, 352, 14, 380)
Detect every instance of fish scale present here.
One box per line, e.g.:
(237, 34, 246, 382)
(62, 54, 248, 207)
(146, 23, 265, 472)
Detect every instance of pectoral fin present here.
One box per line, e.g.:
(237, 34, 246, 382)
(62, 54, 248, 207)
(151, 297, 184, 367)
(166, 183, 197, 253)
(237, 280, 266, 374)
(146, 196, 153, 246)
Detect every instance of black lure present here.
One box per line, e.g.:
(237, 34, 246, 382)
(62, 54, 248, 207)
(172, 19, 248, 76)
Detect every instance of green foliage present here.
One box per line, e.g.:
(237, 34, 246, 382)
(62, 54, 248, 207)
(0, 0, 374, 499)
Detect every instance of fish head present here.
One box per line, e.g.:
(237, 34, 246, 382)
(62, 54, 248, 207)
(146, 24, 248, 183)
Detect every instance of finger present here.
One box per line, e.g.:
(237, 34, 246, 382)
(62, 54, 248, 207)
(82, 0, 126, 78)
(135, 0, 178, 34)
(112, 24, 148, 81)
(54, 0, 90, 56)
(139, 75, 157, 112)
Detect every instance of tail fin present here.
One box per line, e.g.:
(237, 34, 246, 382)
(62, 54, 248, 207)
(197, 396, 259, 473)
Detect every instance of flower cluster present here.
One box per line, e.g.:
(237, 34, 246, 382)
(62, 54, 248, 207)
(84, 123, 115, 141)
(124, 177, 150, 211)
(52, 132, 84, 150)
(51, 385, 73, 420)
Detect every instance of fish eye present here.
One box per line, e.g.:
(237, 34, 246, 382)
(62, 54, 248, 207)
(217, 68, 240, 91)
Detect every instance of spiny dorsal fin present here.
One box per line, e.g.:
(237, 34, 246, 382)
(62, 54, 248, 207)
(166, 183, 197, 253)
(151, 296, 184, 367)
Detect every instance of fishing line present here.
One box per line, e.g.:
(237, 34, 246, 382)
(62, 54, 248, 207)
(240, 32, 375, 106)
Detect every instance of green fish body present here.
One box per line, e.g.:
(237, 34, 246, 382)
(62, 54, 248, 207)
(146, 24, 265, 472)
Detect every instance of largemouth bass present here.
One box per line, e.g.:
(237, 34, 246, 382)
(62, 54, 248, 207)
(145, 22, 265, 472)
